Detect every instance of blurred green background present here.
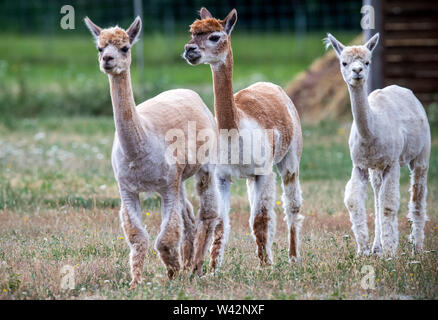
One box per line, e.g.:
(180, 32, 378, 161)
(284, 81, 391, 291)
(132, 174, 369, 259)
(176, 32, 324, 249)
(0, 0, 361, 118)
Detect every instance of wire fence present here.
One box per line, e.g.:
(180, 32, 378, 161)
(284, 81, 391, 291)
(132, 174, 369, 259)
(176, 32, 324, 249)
(0, 0, 363, 35)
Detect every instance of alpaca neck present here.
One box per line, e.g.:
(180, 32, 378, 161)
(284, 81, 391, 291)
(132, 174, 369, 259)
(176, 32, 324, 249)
(109, 70, 146, 160)
(348, 83, 374, 140)
(211, 45, 239, 130)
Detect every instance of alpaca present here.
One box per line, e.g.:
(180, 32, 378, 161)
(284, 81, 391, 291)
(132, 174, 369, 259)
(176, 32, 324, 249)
(325, 33, 431, 256)
(183, 8, 303, 274)
(84, 17, 219, 288)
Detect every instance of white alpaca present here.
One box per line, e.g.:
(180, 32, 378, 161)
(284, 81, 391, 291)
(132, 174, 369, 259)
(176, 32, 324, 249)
(84, 17, 219, 288)
(325, 33, 431, 256)
(183, 8, 303, 274)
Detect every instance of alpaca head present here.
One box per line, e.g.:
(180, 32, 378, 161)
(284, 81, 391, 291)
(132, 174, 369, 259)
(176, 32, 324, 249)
(324, 33, 379, 87)
(84, 17, 142, 75)
(183, 7, 237, 67)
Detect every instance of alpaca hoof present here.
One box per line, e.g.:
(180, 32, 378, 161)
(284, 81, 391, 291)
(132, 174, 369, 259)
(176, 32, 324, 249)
(208, 266, 218, 274)
(259, 260, 272, 268)
(183, 263, 192, 272)
(167, 268, 179, 280)
(410, 236, 424, 253)
(412, 243, 424, 254)
(129, 278, 141, 290)
(192, 264, 204, 277)
(289, 256, 302, 264)
(372, 245, 382, 256)
(209, 261, 218, 272)
(357, 249, 370, 257)
(382, 248, 397, 257)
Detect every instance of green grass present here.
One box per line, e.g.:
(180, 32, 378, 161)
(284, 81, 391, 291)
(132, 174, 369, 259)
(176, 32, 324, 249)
(0, 117, 437, 299)
(0, 32, 358, 116)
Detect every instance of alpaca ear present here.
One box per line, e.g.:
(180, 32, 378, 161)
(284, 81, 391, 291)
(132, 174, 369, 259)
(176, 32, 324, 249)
(324, 33, 345, 57)
(200, 7, 213, 19)
(365, 33, 379, 54)
(223, 9, 237, 35)
(84, 17, 102, 39)
(127, 16, 142, 44)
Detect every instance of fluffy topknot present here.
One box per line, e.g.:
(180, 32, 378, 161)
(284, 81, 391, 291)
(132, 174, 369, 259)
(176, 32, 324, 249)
(189, 18, 224, 35)
(343, 46, 370, 60)
(98, 27, 130, 48)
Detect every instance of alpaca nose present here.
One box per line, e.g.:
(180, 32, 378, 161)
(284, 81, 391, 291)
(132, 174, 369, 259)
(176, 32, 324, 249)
(353, 66, 363, 74)
(185, 44, 198, 53)
(184, 44, 201, 62)
(103, 55, 114, 62)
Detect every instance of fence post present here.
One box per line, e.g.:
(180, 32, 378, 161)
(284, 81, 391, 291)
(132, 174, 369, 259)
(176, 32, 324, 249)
(134, 0, 145, 98)
(364, 0, 383, 93)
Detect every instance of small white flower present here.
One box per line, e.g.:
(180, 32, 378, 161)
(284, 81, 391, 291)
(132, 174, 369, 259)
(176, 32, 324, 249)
(99, 185, 107, 191)
(146, 282, 152, 286)
(80, 287, 86, 291)
(104, 280, 110, 283)
(33, 132, 46, 141)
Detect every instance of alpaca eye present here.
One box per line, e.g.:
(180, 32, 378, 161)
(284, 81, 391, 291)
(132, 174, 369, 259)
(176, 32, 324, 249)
(98, 47, 103, 52)
(365, 61, 370, 66)
(208, 35, 220, 42)
(121, 46, 129, 53)
(342, 62, 347, 66)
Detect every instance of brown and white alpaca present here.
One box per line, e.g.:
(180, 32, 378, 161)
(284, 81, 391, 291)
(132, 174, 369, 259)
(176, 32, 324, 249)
(325, 33, 431, 256)
(84, 17, 219, 287)
(183, 8, 303, 273)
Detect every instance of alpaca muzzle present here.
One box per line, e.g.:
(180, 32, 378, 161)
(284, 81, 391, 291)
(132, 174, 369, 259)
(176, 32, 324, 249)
(184, 46, 202, 65)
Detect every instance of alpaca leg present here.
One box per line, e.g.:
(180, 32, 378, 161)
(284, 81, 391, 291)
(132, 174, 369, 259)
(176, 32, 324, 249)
(119, 191, 149, 289)
(192, 165, 219, 276)
(379, 164, 400, 256)
(280, 168, 303, 263)
(155, 186, 183, 279)
(370, 169, 383, 255)
(250, 172, 276, 266)
(408, 164, 429, 252)
(180, 184, 196, 270)
(210, 174, 231, 271)
(247, 177, 256, 208)
(344, 167, 370, 255)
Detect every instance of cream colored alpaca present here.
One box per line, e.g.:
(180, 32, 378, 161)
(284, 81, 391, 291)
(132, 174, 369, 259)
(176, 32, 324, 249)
(183, 8, 303, 274)
(84, 17, 219, 287)
(325, 33, 431, 256)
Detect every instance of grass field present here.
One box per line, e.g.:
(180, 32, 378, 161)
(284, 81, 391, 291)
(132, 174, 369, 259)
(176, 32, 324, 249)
(0, 117, 437, 300)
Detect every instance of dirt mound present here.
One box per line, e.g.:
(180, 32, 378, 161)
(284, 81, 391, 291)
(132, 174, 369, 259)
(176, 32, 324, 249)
(285, 34, 363, 123)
